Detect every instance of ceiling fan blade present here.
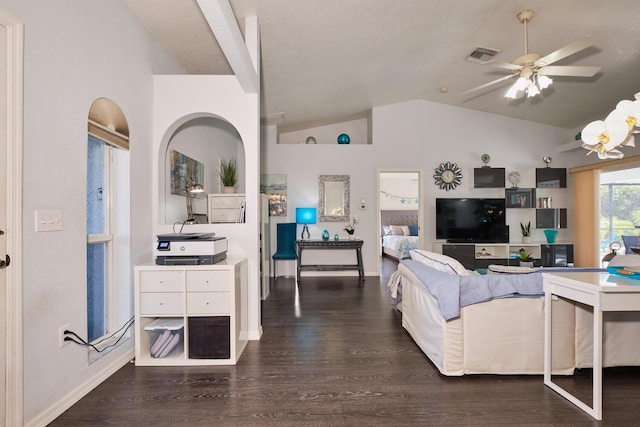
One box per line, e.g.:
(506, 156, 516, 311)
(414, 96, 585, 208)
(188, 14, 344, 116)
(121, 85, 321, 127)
(485, 61, 522, 71)
(461, 74, 517, 95)
(538, 65, 601, 77)
(535, 36, 597, 66)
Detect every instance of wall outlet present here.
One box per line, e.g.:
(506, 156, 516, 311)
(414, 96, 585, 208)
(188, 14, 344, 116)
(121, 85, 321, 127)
(59, 324, 70, 348)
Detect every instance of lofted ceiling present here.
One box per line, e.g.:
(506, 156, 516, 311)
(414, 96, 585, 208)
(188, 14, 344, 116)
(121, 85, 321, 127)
(122, 0, 640, 133)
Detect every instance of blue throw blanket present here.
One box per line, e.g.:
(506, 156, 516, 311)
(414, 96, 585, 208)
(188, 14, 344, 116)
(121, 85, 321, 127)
(396, 260, 604, 321)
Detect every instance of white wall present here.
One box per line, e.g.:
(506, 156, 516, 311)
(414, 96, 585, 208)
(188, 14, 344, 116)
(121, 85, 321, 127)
(164, 117, 245, 224)
(279, 117, 369, 144)
(1, 0, 185, 424)
(264, 99, 597, 276)
(152, 75, 261, 341)
(380, 172, 419, 210)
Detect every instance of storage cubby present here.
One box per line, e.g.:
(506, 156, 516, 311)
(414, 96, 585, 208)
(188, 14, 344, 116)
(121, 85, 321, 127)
(134, 259, 247, 366)
(536, 168, 567, 188)
(474, 167, 505, 188)
(505, 188, 536, 208)
(536, 208, 567, 229)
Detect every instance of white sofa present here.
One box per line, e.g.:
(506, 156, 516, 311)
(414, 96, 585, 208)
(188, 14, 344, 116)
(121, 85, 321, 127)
(389, 250, 640, 376)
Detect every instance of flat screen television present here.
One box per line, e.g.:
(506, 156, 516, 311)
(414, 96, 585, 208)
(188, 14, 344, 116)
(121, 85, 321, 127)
(436, 198, 508, 243)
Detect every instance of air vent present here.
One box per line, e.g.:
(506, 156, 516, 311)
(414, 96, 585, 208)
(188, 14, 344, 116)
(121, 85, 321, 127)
(466, 47, 501, 64)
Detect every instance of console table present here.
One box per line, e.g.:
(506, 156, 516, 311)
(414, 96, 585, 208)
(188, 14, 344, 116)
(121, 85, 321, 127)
(543, 271, 640, 420)
(296, 239, 364, 281)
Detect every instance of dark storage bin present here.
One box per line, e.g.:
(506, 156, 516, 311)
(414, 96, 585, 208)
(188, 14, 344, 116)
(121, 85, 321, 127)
(188, 316, 230, 359)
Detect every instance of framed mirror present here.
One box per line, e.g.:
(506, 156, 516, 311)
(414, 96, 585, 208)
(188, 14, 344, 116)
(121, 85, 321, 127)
(319, 174, 350, 222)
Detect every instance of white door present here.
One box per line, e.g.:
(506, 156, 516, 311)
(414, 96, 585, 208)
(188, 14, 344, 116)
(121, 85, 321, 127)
(0, 21, 8, 424)
(0, 12, 23, 425)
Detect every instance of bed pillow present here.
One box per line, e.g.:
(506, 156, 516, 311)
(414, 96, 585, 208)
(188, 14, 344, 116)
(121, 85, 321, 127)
(408, 224, 419, 236)
(382, 225, 392, 236)
(401, 225, 411, 236)
(409, 249, 471, 276)
(389, 225, 404, 235)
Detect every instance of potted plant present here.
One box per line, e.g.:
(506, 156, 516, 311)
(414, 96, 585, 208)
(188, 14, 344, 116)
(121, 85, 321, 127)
(219, 157, 237, 193)
(343, 216, 359, 240)
(520, 221, 531, 244)
(518, 248, 534, 267)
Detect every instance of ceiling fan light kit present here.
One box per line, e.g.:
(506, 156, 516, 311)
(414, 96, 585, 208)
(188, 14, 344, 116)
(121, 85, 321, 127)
(465, 10, 600, 99)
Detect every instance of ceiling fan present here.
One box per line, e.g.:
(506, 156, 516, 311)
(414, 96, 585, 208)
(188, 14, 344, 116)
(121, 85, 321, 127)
(463, 10, 601, 98)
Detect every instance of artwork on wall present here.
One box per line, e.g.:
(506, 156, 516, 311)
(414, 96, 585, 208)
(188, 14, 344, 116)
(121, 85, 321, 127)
(170, 150, 205, 197)
(260, 174, 287, 216)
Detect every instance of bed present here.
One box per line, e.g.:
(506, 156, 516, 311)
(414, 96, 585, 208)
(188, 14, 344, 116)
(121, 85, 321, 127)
(380, 210, 419, 259)
(387, 249, 640, 376)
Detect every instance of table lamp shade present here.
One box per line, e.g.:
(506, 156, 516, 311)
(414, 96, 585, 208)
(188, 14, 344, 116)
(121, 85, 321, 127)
(296, 207, 316, 225)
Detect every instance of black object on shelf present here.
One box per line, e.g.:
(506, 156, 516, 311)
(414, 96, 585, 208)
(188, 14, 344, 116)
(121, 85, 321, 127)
(536, 168, 567, 188)
(536, 208, 567, 228)
(188, 316, 230, 359)
(505, 188, 536, 208)
(474, 167, 505, 188)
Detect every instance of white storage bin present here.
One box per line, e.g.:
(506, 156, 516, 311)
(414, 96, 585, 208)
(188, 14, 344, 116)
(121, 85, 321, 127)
(144, 318, 184, 358)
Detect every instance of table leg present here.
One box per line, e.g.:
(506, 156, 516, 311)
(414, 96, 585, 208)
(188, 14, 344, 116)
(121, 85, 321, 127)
(356, 247, 364, 278)
(593, 307, 603, 420)
(296, 247, 302, 282)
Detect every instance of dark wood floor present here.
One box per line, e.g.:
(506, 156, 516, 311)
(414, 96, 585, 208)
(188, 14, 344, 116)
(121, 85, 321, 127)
(50, 257, 640, 426)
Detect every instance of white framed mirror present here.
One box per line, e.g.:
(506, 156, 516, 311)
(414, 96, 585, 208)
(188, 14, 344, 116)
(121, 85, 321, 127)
(318, 174, 350, 222)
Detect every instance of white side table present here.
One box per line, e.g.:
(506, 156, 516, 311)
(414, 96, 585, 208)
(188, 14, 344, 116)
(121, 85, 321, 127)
(543, 271, 640, 420)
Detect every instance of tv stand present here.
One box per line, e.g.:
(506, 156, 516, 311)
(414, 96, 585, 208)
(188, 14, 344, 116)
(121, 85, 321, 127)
(433, 242, 573, 270)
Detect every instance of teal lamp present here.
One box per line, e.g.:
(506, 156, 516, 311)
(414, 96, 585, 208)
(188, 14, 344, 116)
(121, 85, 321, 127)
(296, 207, 316, 240)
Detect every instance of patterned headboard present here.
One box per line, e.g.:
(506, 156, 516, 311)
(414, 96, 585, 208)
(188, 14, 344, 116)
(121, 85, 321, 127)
(381, 210, 419, 235)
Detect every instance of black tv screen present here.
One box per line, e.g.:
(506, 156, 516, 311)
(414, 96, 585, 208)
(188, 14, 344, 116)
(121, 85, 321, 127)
(436, 198, 508, 243)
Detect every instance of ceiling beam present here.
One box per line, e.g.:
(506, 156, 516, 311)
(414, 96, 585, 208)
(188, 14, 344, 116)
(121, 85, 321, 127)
(196, 0, 259, 93)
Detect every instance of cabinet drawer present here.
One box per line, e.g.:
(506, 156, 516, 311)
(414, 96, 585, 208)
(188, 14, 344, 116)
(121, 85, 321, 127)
(209, 196, 242, 208)
(139, 270, 184, 292)
(209, 209, 238, 223)
(186, 270, 232, 292)
(187, 292, 230, 314)
(139, 292, 183, 315)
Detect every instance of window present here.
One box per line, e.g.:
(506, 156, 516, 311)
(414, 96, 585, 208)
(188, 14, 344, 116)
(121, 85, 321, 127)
(600, 169, 640, 258)
(86, 98, 130, 352)
(87, 135, 111, 342)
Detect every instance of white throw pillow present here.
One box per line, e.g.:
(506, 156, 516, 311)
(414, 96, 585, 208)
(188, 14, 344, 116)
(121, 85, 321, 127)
(409, 249, 471, 275)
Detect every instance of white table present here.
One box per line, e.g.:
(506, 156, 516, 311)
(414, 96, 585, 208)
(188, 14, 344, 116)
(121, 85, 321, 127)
(543, 271, 640, 420)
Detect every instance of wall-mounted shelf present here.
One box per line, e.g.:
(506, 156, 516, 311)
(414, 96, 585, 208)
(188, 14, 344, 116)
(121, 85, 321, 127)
(505, 188, 536, 208)
(474, 167, 505, 188)
(536, 208, 567, 229)
(536, 168, 567, 188)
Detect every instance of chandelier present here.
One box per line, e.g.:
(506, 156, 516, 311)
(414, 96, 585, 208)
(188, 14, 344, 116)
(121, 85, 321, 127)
(579, 92, 640, 159)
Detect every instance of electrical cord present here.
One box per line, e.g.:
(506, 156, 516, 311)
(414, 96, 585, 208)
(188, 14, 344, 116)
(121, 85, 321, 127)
(64, 317, 135, 353)
(173, 221, 190, 234)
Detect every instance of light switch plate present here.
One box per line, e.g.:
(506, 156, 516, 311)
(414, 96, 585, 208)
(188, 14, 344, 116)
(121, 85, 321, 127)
(35, 210, 63, 232)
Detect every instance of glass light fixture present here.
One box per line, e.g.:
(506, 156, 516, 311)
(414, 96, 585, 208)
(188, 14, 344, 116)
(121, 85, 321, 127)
(185, 177, 204, 224)
(296, 207, 317, 240)
(504, 71, 552, 99)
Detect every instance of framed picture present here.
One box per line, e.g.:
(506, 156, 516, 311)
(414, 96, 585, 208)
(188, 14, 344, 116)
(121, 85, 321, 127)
(505, 188, 535, 208)
(260, 174, 287, 216)
(170, 150, 205, 197)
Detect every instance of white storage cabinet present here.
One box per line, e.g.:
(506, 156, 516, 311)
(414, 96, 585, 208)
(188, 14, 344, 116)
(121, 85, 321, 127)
(134, 258, 248, 366)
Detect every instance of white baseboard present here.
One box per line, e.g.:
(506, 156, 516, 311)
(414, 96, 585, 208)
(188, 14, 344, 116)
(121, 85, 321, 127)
(25, 348, 134, 427)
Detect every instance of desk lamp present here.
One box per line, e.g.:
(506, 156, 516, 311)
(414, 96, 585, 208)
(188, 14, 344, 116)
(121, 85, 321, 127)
(185, 177, 204, 224)
(296, 207, 316, 240)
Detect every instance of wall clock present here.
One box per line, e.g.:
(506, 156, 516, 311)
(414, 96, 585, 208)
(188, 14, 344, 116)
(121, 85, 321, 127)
(433, 161, 463, 191)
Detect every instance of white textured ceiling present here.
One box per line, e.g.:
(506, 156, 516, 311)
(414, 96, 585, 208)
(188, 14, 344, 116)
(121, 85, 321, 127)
(123, 0, 640, 132)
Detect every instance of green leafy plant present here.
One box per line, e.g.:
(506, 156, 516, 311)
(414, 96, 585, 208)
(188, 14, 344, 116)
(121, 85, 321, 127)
(518, 248, 533, 261)
(219, 158, 238, 187)
(520, 221, 531, 237)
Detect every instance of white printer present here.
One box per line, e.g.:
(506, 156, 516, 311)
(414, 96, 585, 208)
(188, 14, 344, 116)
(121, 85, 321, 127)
(154, 233, 227, 265)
